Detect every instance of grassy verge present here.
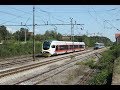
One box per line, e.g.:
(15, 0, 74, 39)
(88, 44, 120, 85)
(0, 42, 42, 58)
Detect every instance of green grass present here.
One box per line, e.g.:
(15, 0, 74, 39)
(0, 41, 42, 58)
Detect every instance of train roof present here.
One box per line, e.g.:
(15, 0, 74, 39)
(79, 42, 85, 45)
(48, 41, 85, 45)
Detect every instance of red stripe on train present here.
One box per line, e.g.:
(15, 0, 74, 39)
(55, 48, 84, 53)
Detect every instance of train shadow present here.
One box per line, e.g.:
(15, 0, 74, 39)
(35, 53, 44, 57)
(35, 51, 78, 58)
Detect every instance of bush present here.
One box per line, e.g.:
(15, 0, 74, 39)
(0, 42, 42, 58)
(89, 69, 109, 85)
(89, 45, 120, 85)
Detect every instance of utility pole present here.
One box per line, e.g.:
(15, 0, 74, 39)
(33, 5, 35, 61)
(25, 28, 26, 43)
(70, 18, 73, 42)
(70, 18, 74, 51)
(74, 21, 76, 42)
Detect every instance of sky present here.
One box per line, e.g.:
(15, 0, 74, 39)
(0, 5, 120, 42)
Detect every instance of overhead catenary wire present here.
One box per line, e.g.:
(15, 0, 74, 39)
(7, 7, 47, 24)
(1, 6, 85, 36)
(88, 8, 118, 29)
(0, 18, 20, 25)
(90, 8, 105, 29)
(104, 20, 120, 31)
(0, 10, 23, 18)
(0, 11, 30, 25)
(37, 8, 69, 24)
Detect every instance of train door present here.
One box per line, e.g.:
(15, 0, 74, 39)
(50, 45, 56, 55)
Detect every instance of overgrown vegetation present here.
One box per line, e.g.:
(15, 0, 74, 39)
(75, 58, 96, 68)
(75, 44, 120, 85)
(88, 44, 120, 85)
(0, 42, 42, 58)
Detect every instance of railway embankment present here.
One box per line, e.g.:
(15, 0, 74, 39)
(112, 57, 120, 85)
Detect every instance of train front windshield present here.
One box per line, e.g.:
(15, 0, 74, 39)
(43, 41, 51, 50)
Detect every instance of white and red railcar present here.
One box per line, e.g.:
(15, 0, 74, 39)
(42, 40, 85, 56)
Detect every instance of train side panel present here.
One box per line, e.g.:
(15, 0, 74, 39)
(42, 40, 86, 56)
(53, 41, 67, 55)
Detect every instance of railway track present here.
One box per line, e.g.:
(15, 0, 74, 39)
(0, 55, 41, 70)
(0, 48, 93, 70)
(0, 54, 32, 62)
(15, 50, 96, 85)
(0, 49, 93, 78)
(0, 57, 32, 69)
(0, 48, 107, 85)
(0, 49, 97, 84)
(0, 49, 92, 70)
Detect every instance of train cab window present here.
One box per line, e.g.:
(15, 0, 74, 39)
(51, 45, 55, 48)
(43, 41, 51, 50)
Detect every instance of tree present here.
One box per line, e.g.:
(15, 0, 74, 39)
(0, 25, 10, 41)
(56, 33, 62, 41)
(44, 30, 57, 40)
(44, 30, 63, 41)
(13, 28, 31, 41)
(35, 34, 45, 41)
(73, 35, 112, 47)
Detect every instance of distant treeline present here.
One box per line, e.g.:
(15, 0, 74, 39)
(0, 25, 112, 47)
(0, 25, 113, 58)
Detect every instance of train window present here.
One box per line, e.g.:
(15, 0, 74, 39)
(51, 45, 55, 48)
(65, 45, 68, 50)
(59, 45, 68, 50)
(60, 45, 65, 50)
(74, 45, 78, 48)
(70, 45, 73, 49)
